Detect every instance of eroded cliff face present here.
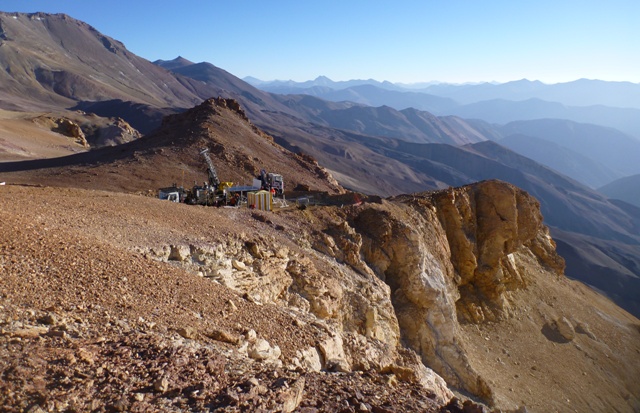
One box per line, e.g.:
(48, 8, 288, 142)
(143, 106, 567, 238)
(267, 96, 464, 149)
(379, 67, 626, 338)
(343, 180, 565, 401)
(427, 180, 565, 323)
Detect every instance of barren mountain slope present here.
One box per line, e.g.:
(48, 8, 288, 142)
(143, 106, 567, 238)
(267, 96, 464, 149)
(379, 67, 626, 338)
(5, 88, 638, 320)
(0, 108, 144, 162)
(457, 250, 640, 412)
(0, 13, 638, 412)
(0, 12, 201, 111)
(0, 98, 342, 195)
(1, 181, 638, 412)
(552, 228, 640, 317)
(367, 183, 639, 412)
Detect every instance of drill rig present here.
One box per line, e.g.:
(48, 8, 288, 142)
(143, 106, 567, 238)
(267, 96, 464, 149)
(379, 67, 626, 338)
(202, 148, 221, 189)
(186, 148, 231, 206)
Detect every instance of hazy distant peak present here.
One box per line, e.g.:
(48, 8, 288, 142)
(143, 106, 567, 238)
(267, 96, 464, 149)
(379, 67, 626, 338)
(243, 76, 265, 85)
(510, 78, 545, 86)
(175, 55, 194, 64)
(314, 75, 334, 85)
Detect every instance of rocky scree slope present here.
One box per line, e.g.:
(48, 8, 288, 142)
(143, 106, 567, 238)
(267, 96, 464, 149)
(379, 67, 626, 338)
(2, 180, 638, 412)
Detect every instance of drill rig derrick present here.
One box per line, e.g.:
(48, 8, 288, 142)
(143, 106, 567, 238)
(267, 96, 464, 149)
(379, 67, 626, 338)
(200, 148, 221, 189)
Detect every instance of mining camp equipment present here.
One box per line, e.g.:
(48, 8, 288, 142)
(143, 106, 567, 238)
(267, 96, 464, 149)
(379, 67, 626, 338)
(259, 169, 284, 196)
(158, 185, 187, 202)
(159, 148, 285, 207)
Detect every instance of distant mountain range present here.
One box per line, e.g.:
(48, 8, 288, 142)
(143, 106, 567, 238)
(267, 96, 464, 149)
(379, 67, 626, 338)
(0, 11, 639, 316)
(247, 77, 640, 139)
(245, 75, 405, 92)
(447, 98, 640, 139)
(420, 78, 640, 108)
(247, 76, 640, 109)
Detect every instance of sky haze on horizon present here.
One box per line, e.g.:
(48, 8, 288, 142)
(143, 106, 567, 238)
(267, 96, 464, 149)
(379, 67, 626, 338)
(2, 0, 638, 84)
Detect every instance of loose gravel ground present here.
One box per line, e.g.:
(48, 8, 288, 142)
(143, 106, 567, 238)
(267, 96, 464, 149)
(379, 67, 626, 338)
(0, 185, 443, 412)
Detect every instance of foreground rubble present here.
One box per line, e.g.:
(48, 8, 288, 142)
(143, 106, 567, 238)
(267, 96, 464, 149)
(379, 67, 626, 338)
(0, 307, 444, 412)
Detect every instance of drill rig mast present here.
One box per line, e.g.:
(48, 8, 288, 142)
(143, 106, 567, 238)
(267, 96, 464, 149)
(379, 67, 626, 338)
(200, 148, 221, 188)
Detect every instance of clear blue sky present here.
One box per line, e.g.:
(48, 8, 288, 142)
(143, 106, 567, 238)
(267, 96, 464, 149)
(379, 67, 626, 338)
(2, 0, 638, 84)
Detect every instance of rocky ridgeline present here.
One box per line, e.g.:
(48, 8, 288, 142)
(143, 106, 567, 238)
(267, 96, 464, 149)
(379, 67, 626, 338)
(154, 97, 345, 194)
(161, 98, 249, 136)
(140, 179, 564, 407)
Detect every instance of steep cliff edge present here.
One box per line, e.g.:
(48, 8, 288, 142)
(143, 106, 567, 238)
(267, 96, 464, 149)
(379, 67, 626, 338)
(337, 180, 637, 412)
(326, 180, 562, 401)
(428, 180, 565, 324)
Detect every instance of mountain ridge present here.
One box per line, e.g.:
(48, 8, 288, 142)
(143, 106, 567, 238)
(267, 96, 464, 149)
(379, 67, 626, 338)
(598, 174, 640, 208)
(498, 133, 622, 188)
(499, 119, 640, 177)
